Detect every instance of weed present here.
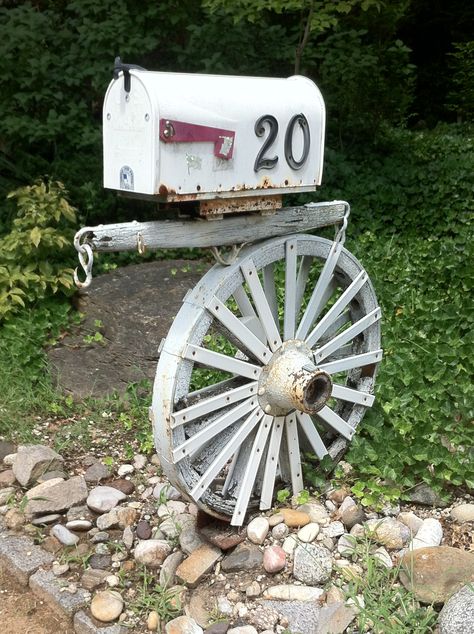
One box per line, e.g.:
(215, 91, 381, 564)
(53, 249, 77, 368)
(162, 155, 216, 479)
(127, 566, 184, 622)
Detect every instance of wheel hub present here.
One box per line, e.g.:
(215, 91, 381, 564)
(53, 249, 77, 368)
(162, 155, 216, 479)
(257, 339, 333, 416)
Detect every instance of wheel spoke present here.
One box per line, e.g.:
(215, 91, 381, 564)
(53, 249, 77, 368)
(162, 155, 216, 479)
(296, 240, 343, 340)
(263, 263, 279, 328)
(233, 285, 256, 318)
(191, 408, 263, 500)
(306, 271, 368, 348)
(184, 344, 262, 379)
(318, 349, 383, 374)
(296, 412, 328, 459)
(231, 414, 273, 523)
(222, 447, 241, 497)
(172, 382, 258, 428)
(316, 406, 355, 440)
(285, 412, 304, 494)
(331, 384, 375, 407)
(313, 307, 382, 364)
(260, 416, 284, 510)
(241, 260, 282, 352)
(173, 397, 257, 461)
(206, 296, 271, 364)
(283, 239, 298, 340)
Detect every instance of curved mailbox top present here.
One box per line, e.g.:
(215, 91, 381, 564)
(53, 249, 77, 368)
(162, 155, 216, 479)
(103, 68, 325, 201)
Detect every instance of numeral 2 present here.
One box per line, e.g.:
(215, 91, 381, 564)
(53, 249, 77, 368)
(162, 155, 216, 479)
(254, 115, 279, 171)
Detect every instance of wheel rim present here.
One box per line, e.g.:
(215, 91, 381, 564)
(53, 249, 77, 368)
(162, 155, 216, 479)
(152, 234, 382, 525)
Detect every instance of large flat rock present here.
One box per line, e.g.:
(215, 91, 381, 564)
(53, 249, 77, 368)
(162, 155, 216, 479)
(48, 259, 207, 399)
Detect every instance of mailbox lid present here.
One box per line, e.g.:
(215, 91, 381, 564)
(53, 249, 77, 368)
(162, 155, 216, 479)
(103, 70, 325, 199)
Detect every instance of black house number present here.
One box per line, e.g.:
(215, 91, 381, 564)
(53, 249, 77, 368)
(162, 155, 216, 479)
(254, 113, 311, 172)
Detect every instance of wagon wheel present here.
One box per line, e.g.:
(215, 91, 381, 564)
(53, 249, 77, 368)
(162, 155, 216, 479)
(151, 234, 382, 525)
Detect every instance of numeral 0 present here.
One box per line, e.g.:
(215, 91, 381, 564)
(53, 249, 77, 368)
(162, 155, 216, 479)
(254, 113, 310, 172)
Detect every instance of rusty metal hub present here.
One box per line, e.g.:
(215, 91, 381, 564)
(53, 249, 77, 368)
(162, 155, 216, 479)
(257, 339, 333, 416)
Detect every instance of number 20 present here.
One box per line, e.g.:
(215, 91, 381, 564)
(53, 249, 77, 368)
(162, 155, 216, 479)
(254, 113, 311, 172)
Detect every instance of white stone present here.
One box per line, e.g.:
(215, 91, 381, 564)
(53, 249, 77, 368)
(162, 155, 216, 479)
(339, 496, 356, 514)
(153, 483, 181, 501)
(117, 464, 134, 477)
(134, 539, 171, 567)
(227, 627, 257, 634)
(123, 526, 134, 550)
(409, 518, 443, 550)
(51, 524, 79, 546)
(91, 590, 124, 622)
(3, 453, 17, 466)
(87, 487, 127, 513)
(337, 533, 357, 556)
(66, 519, 92, 531)
(271, 523, 289, 540)
(374, 547, 393, 568)
(157, 501, 187, 517)
(165, 616, 203, 634)
(297, 502, 329, 524)
(247, 517, 269, 545)
(217, 596, 233, 615)
(397, 511, 423, 534)
(133, 454, 147, 470)
(282, 535, 299, 554)
(106, 574, 120, 587)
(451, 504, 474, 523)
(263, 584, 324, 601)
(323, 521, 345, 538)
(96, 510, 119, 530)
(297, 522, 320, 543)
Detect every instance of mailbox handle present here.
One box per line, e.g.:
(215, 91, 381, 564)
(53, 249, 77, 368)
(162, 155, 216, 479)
(113, 57, 146, 93)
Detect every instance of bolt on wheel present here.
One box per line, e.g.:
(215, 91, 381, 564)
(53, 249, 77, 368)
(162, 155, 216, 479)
(152, 234, 382, 525)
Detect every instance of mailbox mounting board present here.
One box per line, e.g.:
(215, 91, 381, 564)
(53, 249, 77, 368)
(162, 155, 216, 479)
(103, 69, 325, 202)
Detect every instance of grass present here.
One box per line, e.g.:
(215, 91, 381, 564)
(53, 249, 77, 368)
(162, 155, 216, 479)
(125, 566, 184, 622)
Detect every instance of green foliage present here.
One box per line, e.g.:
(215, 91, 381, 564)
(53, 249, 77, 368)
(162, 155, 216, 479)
(316, 124, 474, 503)
(0, 180, 76, 320)
(128, 567, 183, 621)
(276, 488, 291, 503)
(447, 41, 474, 122)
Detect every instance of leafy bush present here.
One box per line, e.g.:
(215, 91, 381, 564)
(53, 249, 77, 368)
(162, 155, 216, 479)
(315, 124, 474, 503)
(0, 180, 76, 320)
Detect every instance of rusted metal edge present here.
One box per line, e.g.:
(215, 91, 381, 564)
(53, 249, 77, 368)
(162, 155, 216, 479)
(75, 201, 347, 253)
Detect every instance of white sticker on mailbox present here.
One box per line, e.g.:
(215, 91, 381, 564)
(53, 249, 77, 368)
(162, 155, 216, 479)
(120, 166, 134, 191)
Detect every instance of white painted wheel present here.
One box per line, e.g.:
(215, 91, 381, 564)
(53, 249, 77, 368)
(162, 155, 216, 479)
(152, 235, 382, 525)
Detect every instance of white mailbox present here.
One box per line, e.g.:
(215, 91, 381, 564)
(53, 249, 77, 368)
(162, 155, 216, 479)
(103, 63, 325, 202)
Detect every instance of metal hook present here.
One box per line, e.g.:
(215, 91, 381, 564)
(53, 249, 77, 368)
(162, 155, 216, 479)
(74, 241, 94, 289)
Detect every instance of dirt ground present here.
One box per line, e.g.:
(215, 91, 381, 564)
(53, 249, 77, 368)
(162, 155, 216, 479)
(0, 568, 74, 634)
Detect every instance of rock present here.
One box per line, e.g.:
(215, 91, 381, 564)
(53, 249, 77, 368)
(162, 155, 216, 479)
(323, 521, 345, 538)
(5, 508, 25, 530)
(328, 488, 349, 504)
(397, 511, 423, 534)
(325, 585, 345, 605)
(268, 513, 284, 527)
(263, 600, 319, 634)
(87, 486, 127, 513)
(0, 469, 16, 487)
(341, 505, 366, 530)
(74, 610, 127, 633)
(337, 534, 356, 556)
(272, 523, 289, 540)
(247, 517, 269, 544)
(66, 519, 92, 531)
(81, 568, 110, 590)
(263, 584, 324, 601)
(205, 623, 230, 634)
(41, 535, 62, 553)
(175, 544, 221, 588)
(244, 604, 280, 630)
(200, 524, 246, 550)
(439, 584, 474, 633)
(245, 581, 262, 598)
(134, 454, 147, 470)
(166, 616, 203, 634)
(158, 501, 187, 517)
(400, 546, 474, 603)
(91, 590, 124, 622)
(179, 525, 204, 555)
(221, 543, 263, 573)
(407, 483, 447, 507)
(153, 482, 182, 501)
(51, 524, 80, 546)
(280, 508, 310, 527)
(297, 522, 320, 543)
(134, 539, 171, 567)
(338, 496, 356, 514)
(227, 628, 257, 634)
(25, 476, 88, 516)
(109, 479, 135, 495)
(90, 554, 112, 570)
(147, 610, 160, 631)
(218, 595, 233, 615)
(67, 505, 94, 522)
(0, 535, 54, 585)
(37, 470, 68, 482)
(365, 517, 411, 549)
(117, 464, 134, 477)
(409, 517, 443, 550)
(106, 575, 120, 587)
(0, 441, 16, 462)
(136, 519, 152, 539)
(374, 547, 393, 568)
(293, 544, 332, 584)
(123, 526, 134, 549)
(91, 531, 110, 544)
(12, 444, 64, 487)
(84, 461, 111, 483)
(316, 602, 356, 634)
(3, 453, 17, 466)
(32, 513, 62, 526)
(282, 535, 299, 555)
(263, 545, 286, 573)
(29, 568, 89, 616)
(0, 486, 15, 505)
(97, 510, 120, 530)
(451, 503, 474, 523)
(52, 562, 70, 576)
(160, 551, 185, 587)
